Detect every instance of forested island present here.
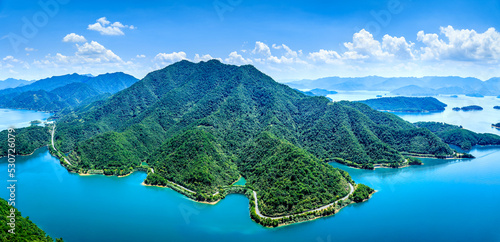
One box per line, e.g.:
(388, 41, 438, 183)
(0, 198, 63, 241)
(415, 122, 500, 150)
(493, 123, 500, 129)
(494, 106, 500, 110)
(1, 60, 477, 226)
(453, 105, 483, 111)
(358, 97, 447, 112)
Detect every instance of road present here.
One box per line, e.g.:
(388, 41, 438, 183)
(51, 124, 73, 166)
(252, 183, 355, 220)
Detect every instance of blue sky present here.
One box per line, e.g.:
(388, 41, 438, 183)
(1, 0, 499, 81)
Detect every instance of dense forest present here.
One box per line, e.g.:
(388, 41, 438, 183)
(7, 60, 470, 217)
(358, 97, 447, 112)
(415, 122, 500, 150)
(0, 198, 63, 241)
(0, 126, 51, 157)
(239, 132, 351, 216)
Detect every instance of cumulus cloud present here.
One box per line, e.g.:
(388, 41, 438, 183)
(154, 52, 187, 63)
(252, 41, 272, 56)
(193, 54, 222, 62)
(136, 54, 146, 58)
(225, 51, 253, 65)
(343, 29, 391, 60)
(63, 33, 87, 43)
(88, 17, 135, 36)
(308, 49, 342, 64)
(75, 41, 122, 63)
(382, 35, 415, 59)
(417, 26, 500, 61)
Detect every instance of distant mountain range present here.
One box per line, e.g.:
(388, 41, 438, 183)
(287, 76, 500, 96)
(0, 73, 138, 112)
(0, 78, 32, 90)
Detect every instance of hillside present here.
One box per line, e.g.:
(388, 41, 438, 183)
(0, 73, 138, 112)
(358, 97, 447, 112)
(0, 198, 63, 241)
(415, 122, 500, 150)
(0, 78, 31, 90)
(9, 60, 469, 217)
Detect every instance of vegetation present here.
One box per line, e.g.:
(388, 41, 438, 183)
(405, 156, 423, 165)
(493, 106, 500, 110)
(10, 60, 464, 217)
(493, 123, 500, 129)
(358, 97, 447, 112)
(0, 126, 51, 157)
(0, 198, 63, 242)
(350, 184, 374, 203)
(239, 132, 351, 216)
(454, 105, 483, 111)
(415, 122, 500, 150)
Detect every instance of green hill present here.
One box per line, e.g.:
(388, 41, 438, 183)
(8, 60, 465, 218)
(415, 122, 500, 150)
(358, 97, 447, 112)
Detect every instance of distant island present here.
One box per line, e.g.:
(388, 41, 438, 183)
(358, 97, 447, 112)
(415, 122, 500, 150)
(453, 105, 483, 111)
(494, 106, 500, 110)
(298, 88, 337, 97)
(493, 123, 500, 129)
(465, 93, 484, 98)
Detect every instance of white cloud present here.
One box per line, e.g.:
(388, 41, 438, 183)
(343, 29, 391, 60)
(136, 54, 146, 58)
(193, 54, 222, 62)
(252, 41, 272, 56)
(25, 47, 36, 52)
(3, 56, 21, 63)
(87, 17, 135, 36)
(417, 26, 500, 61)
(382, 35, 415, 59)
(225, 51, 253, 65)
(63, 33, 87, 43)
(154, 52, 187, 63)
(75, 41, 122, 63)
(308, 49, 342, 64)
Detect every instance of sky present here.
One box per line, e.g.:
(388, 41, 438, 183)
(0, 0, 499, 82)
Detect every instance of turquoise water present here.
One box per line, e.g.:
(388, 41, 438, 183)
(233, 177, 246, 185)
(1, 104, 500, 242)
(0, 108, 52, 131)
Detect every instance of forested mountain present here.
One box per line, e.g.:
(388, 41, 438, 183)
(0, 78, 31, 90)
(0, 198, 63, 241)
(0, 73, 138, 112)
(414, 122, 500, 150)
(8, 60, 468, 216)
(49, 60, 455, 182)
(287, 76, 500, 96)
(358, 97, 447, 112)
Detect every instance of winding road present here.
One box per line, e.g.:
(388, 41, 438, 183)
(51, 124, 73, 166)
(252, 183, 354, 220)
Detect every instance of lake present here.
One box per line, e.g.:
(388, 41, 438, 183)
(1, 100, 500, 242)
(0, 108, 52, 131)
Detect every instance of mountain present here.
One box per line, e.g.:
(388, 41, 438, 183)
(1, 198, 63, 241)
(0, 73, 138, 112)
(8, 60, 468, 219)
(414, 122, 500, 150)
(288, 76, 500, 96)
(0, 78, 31, 90)
(358, 97, 447, 112)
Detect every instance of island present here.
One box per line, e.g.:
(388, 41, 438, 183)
(0, 60, 474, 227)
(494, 106, 500, 110)
(357, 96, 447, 112)
(0, 198, 63, 241)
(465, 93, 484, 98)
(454, 105, 483, 111)
(415, 122, 500, 150)
(493, 123, 500, 129)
